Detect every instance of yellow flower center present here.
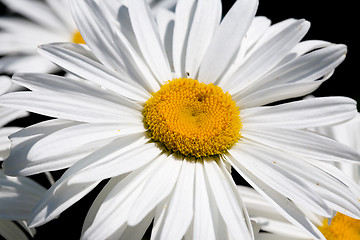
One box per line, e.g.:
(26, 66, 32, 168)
(72, 30, 85, 44)
(143, 78, 241, 158)
(318, 212, 360, 240)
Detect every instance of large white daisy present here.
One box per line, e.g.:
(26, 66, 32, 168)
(0, 0, 176, 73)
(1, 0, 360, 239)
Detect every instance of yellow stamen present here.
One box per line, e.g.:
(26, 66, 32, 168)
(143, 78, 241, 158)
(72, 30, 85, 44)
(318, 212, 360, 240)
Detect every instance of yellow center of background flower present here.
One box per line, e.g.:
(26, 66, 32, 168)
(318, 212, 360, 240)
(143, 78, 241, 158)
(72, 30, 85, 44)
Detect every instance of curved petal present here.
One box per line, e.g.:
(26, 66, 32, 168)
(198, 0, 258, 84)
(241, 97, 357, 129)
(128, 0, 172, 82)
(127, 154, 183, 226)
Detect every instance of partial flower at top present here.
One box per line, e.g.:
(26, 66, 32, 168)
(1, 0, 360, 239)
(0, 0, 177, 74)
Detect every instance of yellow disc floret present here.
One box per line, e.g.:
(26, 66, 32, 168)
(72, 30, 85, 44)
(318, 212, 360, 240)
(143, 78, 241, 158)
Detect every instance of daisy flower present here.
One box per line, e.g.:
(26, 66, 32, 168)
(0, 0, 176, 73)
(1, 0, 360, 239)
(0, 170, 47, 240)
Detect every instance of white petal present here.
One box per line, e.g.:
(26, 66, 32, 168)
(193, 161, 216, 240)
(171, 0, 197, 77)
(68, 135, 162, 184)
(0, 91, 139, 123)
(235, 44, 347, 106)
(242, 127, 360, 163)
(2, 119, 80, 176)
(238, 79, 327, 108)
(230, 144, 335, 217)
(185, 0, 221, 79)
(241, 97, 357, 129)
(83, 157, 165, 239)
(38, 43, 150, 102)
(156, 9, 175, 73)
(226, 155, 325, 240)
(128, 0, 172, 82)
(0, 54, 57, 74)
(159, 160, 195, 240)
(0, 0, 67, 31)
(127, 154, 183, 226)
(82, 175, 128, 235)
(0, 127, 21, 160)
(0, 219, 28, 240)
(223, 19, 311, 94)
(13, 72, 143, 112)
(28, 122, 145, 163)
(0, 107, 28, 127)
(198, 0, 258, 84)
(28, 180, 99, 227)
(204, 159, 252, 239)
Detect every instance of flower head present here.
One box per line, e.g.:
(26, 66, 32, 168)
(1, 0, 360, 239)
(0, 0, 176, 73)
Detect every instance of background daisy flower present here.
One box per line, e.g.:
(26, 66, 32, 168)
(240, 115, 360, 240)
(0, 0, 177, 74)
(0, 170, 47, 240)
(1, 0, 360, 239)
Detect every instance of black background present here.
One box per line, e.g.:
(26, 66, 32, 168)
(0, 0, 358, 239)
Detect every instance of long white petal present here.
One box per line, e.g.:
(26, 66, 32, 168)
(185, 0, 221, 79)
(127, 154, 182, 226)
(199, 0, 258, 84)
(27, 122, 145, 163)
(223, 19, 310, 94)
(0, 219, 28, 240)
(2, 119, 80, 176)
(38, 43, 150, 102)
(68, 136, 162, 184)
(193, 161, 216, 240)
(172, 0, 197, 77)
(242, 127, 360, 163)
(0, 91, 139, 123)
(128, 0, 172, 82)
(204, 159, 252, 239)
(226, 154, 325, 240)
(241, 97, 357, 129)
(159, 160, 195, 240)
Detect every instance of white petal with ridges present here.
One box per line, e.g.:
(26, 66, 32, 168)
(128, 0, 172, 83)
(241, 97, 357, 129)
(223, 19, 310, 94)
(204, 160, 252, 239)
(227, 154, 325, 240)
(0, 91, 138, 123)
(159, 160, 195, 240)
(38, 43, 150, 102)
(199, 0, 258, 83)
(172, 0, 197, 77)
(127, 154, 183, 226)
(185, 0, 221, 79)
(193, 161, 216, 240)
